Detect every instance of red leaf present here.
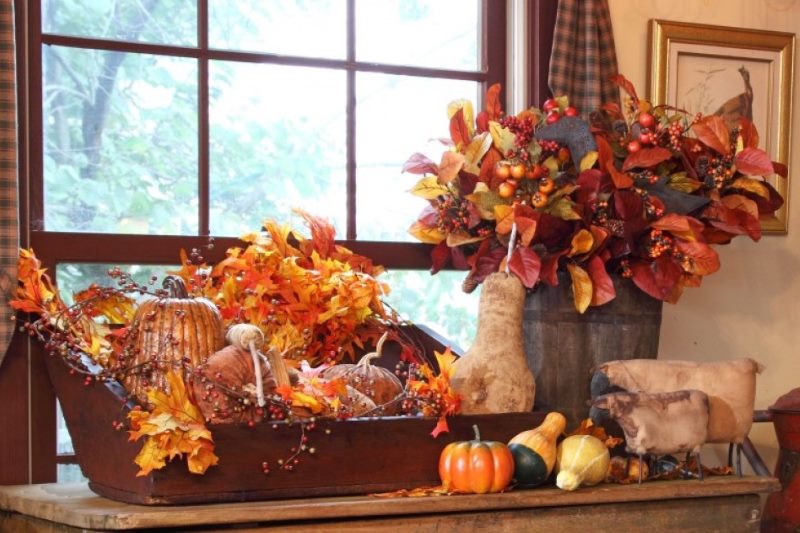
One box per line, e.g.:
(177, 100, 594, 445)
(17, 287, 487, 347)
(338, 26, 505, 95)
(614, 190, 644, 221)
(691, 116, 730, 155)
(471, 246, 506, 284)
(431, 416, 450, 438)
(622, 147, 673, 172)
(403, 153, 439, 175)
(650, 213, 704, 241)
(610, 74, 639, 102)
(479, 147, 503, 187)
(296, 209, 336, 258)
(772, 160, 788, 178)
(540, 250, 567, 286)
(430, 242, 451, 274)
(607, 162, 634, 189)
(576, 169, 604, 206)
(595, 135, 614, 169)
(508, 247, 541, 288)
(587, 256, 616, 306)
(675, 241, 720, 276)
(734, 147, 773, 176)
(451, 246, 469, 269)
(485, 83, 503, 121)
(630, 256, 683, 301)
(450, 108, 470, 147)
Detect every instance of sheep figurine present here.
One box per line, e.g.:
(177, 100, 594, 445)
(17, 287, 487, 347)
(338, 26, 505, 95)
(590, 358, 763, 475)
(592, 390, 709, 483)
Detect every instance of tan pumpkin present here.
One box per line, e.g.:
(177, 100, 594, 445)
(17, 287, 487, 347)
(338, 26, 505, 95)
(192, 344, 277, 424)
(318, 332, 403, 415)
(124, 276, 225, 402)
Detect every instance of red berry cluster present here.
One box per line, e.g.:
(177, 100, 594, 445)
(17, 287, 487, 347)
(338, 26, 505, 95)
(667, 121, 684, 151)
(435, 195, 472, 233)
(645, 229, 674, 259)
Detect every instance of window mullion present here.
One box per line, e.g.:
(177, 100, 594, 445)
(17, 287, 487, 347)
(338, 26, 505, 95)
(198, 0, 210, 236)
(346, 0, 356, 240)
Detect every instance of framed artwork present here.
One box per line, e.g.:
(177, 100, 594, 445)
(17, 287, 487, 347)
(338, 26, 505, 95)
(648, 19, 795, 234)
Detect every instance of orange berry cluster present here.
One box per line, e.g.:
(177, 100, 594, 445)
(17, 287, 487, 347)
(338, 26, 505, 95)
(646, 229, 674, 259)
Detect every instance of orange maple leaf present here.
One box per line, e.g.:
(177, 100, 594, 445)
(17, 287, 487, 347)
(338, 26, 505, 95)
(127, 371, 219, 477)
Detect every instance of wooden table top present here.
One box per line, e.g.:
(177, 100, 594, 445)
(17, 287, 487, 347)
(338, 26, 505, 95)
(0, 477, 780, 531)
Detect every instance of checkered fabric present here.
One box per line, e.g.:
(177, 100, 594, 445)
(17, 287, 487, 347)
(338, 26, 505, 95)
(548, 0, 620, 114)
(0, 0, 17, 367)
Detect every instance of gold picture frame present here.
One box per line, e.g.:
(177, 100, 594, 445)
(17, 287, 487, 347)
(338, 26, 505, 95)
(648, 19, 795, 234)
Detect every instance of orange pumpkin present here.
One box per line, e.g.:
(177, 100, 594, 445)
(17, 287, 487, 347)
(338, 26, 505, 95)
(319, 332, 403, 415)
(124, 276, 225, 402)
(439, 425, 514, 494)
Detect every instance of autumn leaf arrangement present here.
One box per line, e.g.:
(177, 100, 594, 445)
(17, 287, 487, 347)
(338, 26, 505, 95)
(406, 76, 786, 311)
(12, 211, 462, 477)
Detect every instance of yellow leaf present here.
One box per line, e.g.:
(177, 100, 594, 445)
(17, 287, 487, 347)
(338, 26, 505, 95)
(409, 175, 449, 200)
(543, 156, 559, 176)
(133, 436, 168, 477)
(566, 263, 592, 314)
(408, 221, 446, 245)
(736, 134, 744, 154)
(446, 230, 486, 247)
(546, 197, 582, 221)
(493, 204, 515, 234)
(731, 177, 769, 199)
(580, 151, 599, 172)
(488, 121, 516, 155)
(463, 132, 493, 175)
(438, 151, 465, 185)
(568, 229, 594, 257)
(447, 99, 475, 137)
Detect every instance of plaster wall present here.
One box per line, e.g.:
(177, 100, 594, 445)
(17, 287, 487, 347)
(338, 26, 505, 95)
(608, 0, 800, 473)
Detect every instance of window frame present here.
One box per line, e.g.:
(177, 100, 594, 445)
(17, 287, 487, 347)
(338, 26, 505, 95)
(2, 0, 558, 483)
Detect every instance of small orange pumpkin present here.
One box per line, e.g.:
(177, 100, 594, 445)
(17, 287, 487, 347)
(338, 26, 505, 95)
(439, 425, 514, 494)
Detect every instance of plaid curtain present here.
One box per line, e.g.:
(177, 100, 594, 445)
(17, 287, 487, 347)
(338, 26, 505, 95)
(0, 0, 17, 367)
(548, 0, 620, 114)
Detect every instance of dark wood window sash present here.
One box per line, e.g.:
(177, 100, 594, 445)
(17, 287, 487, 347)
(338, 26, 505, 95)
(3, 0, 560, 485)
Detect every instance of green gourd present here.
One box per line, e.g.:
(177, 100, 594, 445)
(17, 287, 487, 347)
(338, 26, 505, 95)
(508, 412, 566, 488)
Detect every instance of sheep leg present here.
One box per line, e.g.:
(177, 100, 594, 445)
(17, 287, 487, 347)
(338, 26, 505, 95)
(683, 452, 691, 479)
(727, 442, 734, 468)
(736, 443, 743, 477)
(695, 451, 704, 481)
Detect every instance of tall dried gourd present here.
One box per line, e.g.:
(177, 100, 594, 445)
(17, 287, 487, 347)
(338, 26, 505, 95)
(124, 276, 225, 402)
(451, 272, 535, 414)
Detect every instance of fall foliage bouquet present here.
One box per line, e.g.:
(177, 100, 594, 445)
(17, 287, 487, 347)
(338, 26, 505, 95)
(406, 76, 786, 312)
(11, 211, 462, 477)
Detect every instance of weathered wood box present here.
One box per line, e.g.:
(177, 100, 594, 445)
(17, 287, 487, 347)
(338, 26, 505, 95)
(45, 325, 544, 505)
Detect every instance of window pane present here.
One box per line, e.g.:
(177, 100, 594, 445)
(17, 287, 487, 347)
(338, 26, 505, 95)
(57, 463, 87, 484)
(356, 0, 480, 70)
(209, 0, 346, 59)
(381, 270, 477, 352)
(55, 263, 176, 305)
(43, 0, 197, 46)
(56, 401, 74, 455)
(356, 73, 478, 241)
(43, 47, 198, 234)
(209, 62, 347, 237)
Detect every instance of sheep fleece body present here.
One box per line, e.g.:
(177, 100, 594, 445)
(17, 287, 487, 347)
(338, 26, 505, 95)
(596, 358, 761, 443)
(595, 390, 709, 456)
(451, 273, 535, 414)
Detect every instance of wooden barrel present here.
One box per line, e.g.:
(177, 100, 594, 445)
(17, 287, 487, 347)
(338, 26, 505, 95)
(522, 273, 662, 428)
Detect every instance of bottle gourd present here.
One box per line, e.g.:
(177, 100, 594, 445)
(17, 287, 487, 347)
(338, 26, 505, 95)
(451, 272, 535, 414)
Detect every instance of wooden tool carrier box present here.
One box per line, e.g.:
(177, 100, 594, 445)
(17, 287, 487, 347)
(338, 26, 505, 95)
(46, 324, 544, 505)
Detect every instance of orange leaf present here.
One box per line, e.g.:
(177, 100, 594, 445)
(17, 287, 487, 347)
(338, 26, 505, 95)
(587, 256, 616, 306)
(566, 263, 592, 314)
(430, 416, 450, 438)
(485, 83, 503, 120)
(438, 151, 465, 185)
(692, 116, 730, 155)
(568, 229, 594, 257)
(449, 108, 470, 147)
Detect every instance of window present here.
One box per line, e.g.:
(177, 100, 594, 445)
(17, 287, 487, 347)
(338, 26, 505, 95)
(18, 0, 518, 481)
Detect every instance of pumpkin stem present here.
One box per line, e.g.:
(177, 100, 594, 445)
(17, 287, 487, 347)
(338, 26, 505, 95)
(162, 275, 189, 298)
(358, 331, 390, 367)
(266, 347, 292, 388)
(472, 424, 481, 441)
